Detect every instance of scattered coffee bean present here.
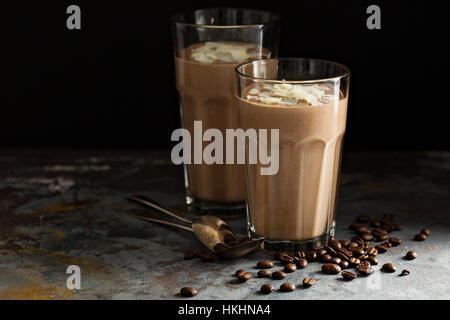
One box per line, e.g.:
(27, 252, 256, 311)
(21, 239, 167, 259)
(238, 272, 252, 283)
(359, 261, 371, 268)
(322, 263, 341, 275)
(367, 256, 378, 265)
(295, 250, 306, 259)
(305, 250, 317, 262)
(260, 284, 274, 294)
(376, 233, 389, 242)
(257, 260, 274, 269)
(356, 226, 370, 234)
(342, 271, 357, 280)
(372, 228, 388, 238)
(420, 228, 430, 236)
(347, 242, 359, 248)
(303, 278, 316, 288)
(330, 257, 341, 265)
(405, 250, 417, 260)
(356, 215, 370, 223)
(279, 253, 294, 264)
(180, 287, 198, 297)
(381, 222, 395, 233)
(349, 257, 361, 266)
(381, 213, 394, 222)
(325, 246, 337, 256)
(383, 241, 392, 248)
(351, 236, 364, 245)
(317, 248, 327, 257)
(414, 233, 427, 241)
(367, 247, 378, 256)
(321, 254, 332, 263)
(389, 237, 402, 247)
(350, 247, 365, 256)
(336, 252, 350, 262)
(193, 250, 214, 262)
(400, 269, 410, 276)
(382, 263, 397, 273)
(235, 269, 246, 277)
(361, 232, 374, 241)
(339, 260, 349, 269)
(213, 243, 229, 252)
(375, 244, 389, 253)
(284, 263, 297, 273)
(370, 219, 381, 228)
(296, 258, 308, 269)
(184, 251, 195, 260)
(257, 270, 271, 278)
(393, 224, 403, 231)
(280, 282, 296, 292)
(339, 240, 350, 247)
(357, 266, 374, 276)
(329, 240, 342, 251)
(272, 271, 286, 280)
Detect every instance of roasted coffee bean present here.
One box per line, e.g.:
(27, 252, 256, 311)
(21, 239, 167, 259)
(339, 239, 350, 247)
(330, 257, 341, 265)
(370, 219, 381, 228)
(184, 251, 195, 260)
(303, 278, 316, 288)
(238, 272, 252, 283)
(224, 234, 239, 246)
(321, 254, 332, 263)
(382, 263, 396, 273)
(280, 282, 296, 292)
(325, 246, 337, 256)
(367, 256, 378, 265)
(235, 269, 246, 277)
(415, 233, 427, 241)
(349, 223, 361, 230)
(213, 243, 229, 252)
(339, 260, 349, 269)
(400, 269, 410, 276)
(356, 226, 370, 234)
(350, 247, 365, 256)
(351, 236, 364, 245)
(284, 263, 297, 273)
(359, 261, 371, 268)
(295, 250, 306, 259)
(305, 251, 317, 262)
(375, 244, 389, 253)
(329, 240, 342, 251)
(257, 260, 274, 269)
(420, 228, 430, 236)
(356, 215, 370, 223)
(238, 236, 252, 244)
(336, 252, 350, 262)
(272, 271, 286, 280)
(360, 232, 374, 241)
(274, 252, 283, 260)
(357, 266, 374, 276)
(279, 253, 295, 264)
(405, 250, 417, 260)
(317, 248, 328, 257)
(393, 223, 402, 231)
(376, 233, 389, 242)
(296, 259, 308, 269)
(329, 236, 336, 241)
(347, 242, 359, 248)
(358, 254, 369, 261)
(389, 237, 402, 247)
(257, 270, 271, 278)
(349, 257, 361, 266)
(381, 222, 394, 233)
(193, 250, 214, 262)
(342, 271, 357, 280)
(367, 247, 378, 256)
(372, 228, 388, 238)
(363, 241, 371, 249)
(260, 284, 274, 294)
(322, 263, 341, 274)
(180, 287, 198, 297)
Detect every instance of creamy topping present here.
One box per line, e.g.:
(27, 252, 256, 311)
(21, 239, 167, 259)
(246, 83, 338, 106)
(190, 42, 270, 64)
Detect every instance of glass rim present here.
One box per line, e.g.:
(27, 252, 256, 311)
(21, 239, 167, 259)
(171, 8, 281, 29)
(235, 58, 351, 84)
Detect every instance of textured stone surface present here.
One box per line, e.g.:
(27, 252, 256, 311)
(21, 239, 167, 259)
(0, 150, 449, 300)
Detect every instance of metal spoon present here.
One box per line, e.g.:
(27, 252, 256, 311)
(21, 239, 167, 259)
(127, 195, 263, 258)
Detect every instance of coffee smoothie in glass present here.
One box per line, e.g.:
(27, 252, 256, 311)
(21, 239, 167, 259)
(236, 58, 350, 251)
(172, 9, 280, 213)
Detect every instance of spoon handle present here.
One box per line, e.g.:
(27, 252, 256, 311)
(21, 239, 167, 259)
(127, 195, 193, 225)
(130, 214, 194, 232)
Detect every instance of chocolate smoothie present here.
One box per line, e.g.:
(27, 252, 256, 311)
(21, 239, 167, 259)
(238, 83, 348, 240)
(175, 42, 270, 203)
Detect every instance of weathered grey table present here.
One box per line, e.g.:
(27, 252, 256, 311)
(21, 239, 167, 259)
(0, 150, 449, 300)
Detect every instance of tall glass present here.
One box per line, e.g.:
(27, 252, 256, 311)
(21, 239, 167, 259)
(236, 58, 350, 251)
(172, 9, 280, 213)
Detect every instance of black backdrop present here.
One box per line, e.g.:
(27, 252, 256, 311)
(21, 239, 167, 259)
(3, 0, 449, 150)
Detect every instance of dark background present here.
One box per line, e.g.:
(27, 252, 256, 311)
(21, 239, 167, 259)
(3, 0, 449, 150)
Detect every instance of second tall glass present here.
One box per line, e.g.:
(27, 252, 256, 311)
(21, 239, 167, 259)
(172, 8, 280, 213)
